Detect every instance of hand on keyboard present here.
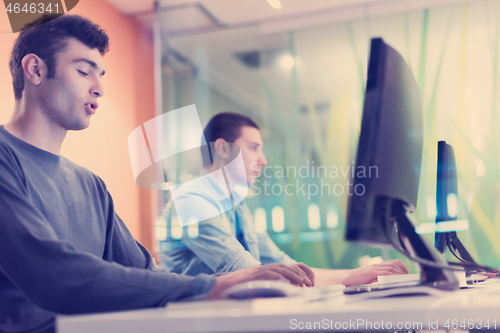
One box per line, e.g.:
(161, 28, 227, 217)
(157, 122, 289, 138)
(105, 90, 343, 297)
(343, 259, 409, 286)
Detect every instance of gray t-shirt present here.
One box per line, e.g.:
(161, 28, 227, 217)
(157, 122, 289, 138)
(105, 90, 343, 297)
(0, 126, 215, 333)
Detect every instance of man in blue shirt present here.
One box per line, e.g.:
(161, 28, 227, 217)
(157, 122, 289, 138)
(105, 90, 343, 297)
(0, 15, 313, 333)
(160, 112, 408, 286)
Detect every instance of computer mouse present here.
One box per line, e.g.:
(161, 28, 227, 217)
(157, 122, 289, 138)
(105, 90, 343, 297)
(221, 280, 303, 300)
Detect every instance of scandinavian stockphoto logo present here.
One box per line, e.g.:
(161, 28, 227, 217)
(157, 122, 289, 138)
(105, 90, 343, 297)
(4, 0, 79, 33)
(127, 105, 249, 227)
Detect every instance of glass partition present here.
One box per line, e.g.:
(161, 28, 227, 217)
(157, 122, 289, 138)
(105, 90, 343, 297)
(154, 0, 500, 270)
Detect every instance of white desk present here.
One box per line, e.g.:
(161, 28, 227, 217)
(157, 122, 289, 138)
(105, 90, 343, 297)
(56, 280, 500, 332)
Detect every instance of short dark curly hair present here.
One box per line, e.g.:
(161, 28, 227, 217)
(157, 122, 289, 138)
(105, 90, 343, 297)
(202, 112, 260, 167)
(9, 14, 109, 100)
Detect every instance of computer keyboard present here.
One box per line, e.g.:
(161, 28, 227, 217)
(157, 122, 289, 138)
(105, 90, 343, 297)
(344, 283, 453, 299)
(345, 271, 471, 297)
(343, 272, 457, 298)
(304, 284, 345, 301)
(378, 273, 420, 284)
(344, 274, 421, 295)
(344, 280, 418, 295)
(467, 273, 491, 284)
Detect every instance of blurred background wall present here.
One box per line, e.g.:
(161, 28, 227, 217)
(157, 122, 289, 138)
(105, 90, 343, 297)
(150, 0, 500, 270)
(0, 0, 157, 252)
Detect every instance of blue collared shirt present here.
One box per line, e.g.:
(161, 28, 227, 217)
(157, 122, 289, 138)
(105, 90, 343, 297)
(159, 173, 296, 276)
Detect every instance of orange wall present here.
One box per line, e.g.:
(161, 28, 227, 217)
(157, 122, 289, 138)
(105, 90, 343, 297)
(0, 1, 157, 251)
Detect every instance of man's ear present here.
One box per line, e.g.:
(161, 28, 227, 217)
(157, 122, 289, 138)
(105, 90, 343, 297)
(213, 138, 231, 161)
(21, 54, 47, 86)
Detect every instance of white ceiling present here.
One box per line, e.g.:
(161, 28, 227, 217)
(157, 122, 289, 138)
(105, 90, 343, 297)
(105, 0, 472, 35)
(103, 0, 480, 118)
(107, 0, 384, 26)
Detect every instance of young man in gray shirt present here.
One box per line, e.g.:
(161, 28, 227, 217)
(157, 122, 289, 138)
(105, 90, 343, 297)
(0, 15, 313, 333)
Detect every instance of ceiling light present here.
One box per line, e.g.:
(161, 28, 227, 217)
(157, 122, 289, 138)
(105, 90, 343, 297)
(279, 54, 294, 69)
(267, 0, 282, 10)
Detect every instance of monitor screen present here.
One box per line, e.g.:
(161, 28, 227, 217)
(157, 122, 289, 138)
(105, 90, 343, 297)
(345, 37, 423, 247)
(434, 141, 477, 264)
(435, 141, 458, 253)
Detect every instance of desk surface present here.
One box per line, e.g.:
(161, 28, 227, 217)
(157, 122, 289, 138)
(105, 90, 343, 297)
(57, 280, 500, 333)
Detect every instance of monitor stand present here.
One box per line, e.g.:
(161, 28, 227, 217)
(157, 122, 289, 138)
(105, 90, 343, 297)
(396, 209, 459, 290)
(344, 198, 460, 298)
(385, 199, 459, 290)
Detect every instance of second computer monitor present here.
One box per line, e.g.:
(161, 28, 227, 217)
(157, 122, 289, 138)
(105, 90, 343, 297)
(434, 141, 476, 264)
(435, 141, 458, 252)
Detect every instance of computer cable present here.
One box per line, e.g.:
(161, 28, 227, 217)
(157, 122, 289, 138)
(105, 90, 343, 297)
(383, 214, 500, 275)
(382, 215, 467, 272)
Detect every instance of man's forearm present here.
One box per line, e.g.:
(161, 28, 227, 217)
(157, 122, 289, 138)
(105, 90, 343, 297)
(310, 260, 409, 287)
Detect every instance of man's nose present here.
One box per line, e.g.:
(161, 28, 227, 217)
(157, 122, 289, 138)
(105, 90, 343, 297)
(91, 77, 105, 98)
(260, 152, 268, 166)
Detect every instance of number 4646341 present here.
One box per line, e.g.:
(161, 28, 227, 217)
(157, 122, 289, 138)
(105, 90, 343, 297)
(5, 3, 60, 14)
(444, 319, 497, 330)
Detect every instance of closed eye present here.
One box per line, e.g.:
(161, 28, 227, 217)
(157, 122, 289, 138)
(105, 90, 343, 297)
(77, 70, 88, 76)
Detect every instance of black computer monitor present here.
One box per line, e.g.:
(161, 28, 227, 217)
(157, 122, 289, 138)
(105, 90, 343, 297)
(435, 141, 476, 264)
(345, 38, 458, 290)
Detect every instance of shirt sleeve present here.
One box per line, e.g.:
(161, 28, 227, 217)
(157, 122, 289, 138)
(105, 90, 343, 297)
(163, 195, 261, 274)
(257, 231, 297, 265)
(0, 145, 216, 315)
(97, 182, 161, 272)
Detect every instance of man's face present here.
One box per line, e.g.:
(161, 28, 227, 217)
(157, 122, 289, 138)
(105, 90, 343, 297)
(37, 38, 105, 131)
(233, 126, 267, 184)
